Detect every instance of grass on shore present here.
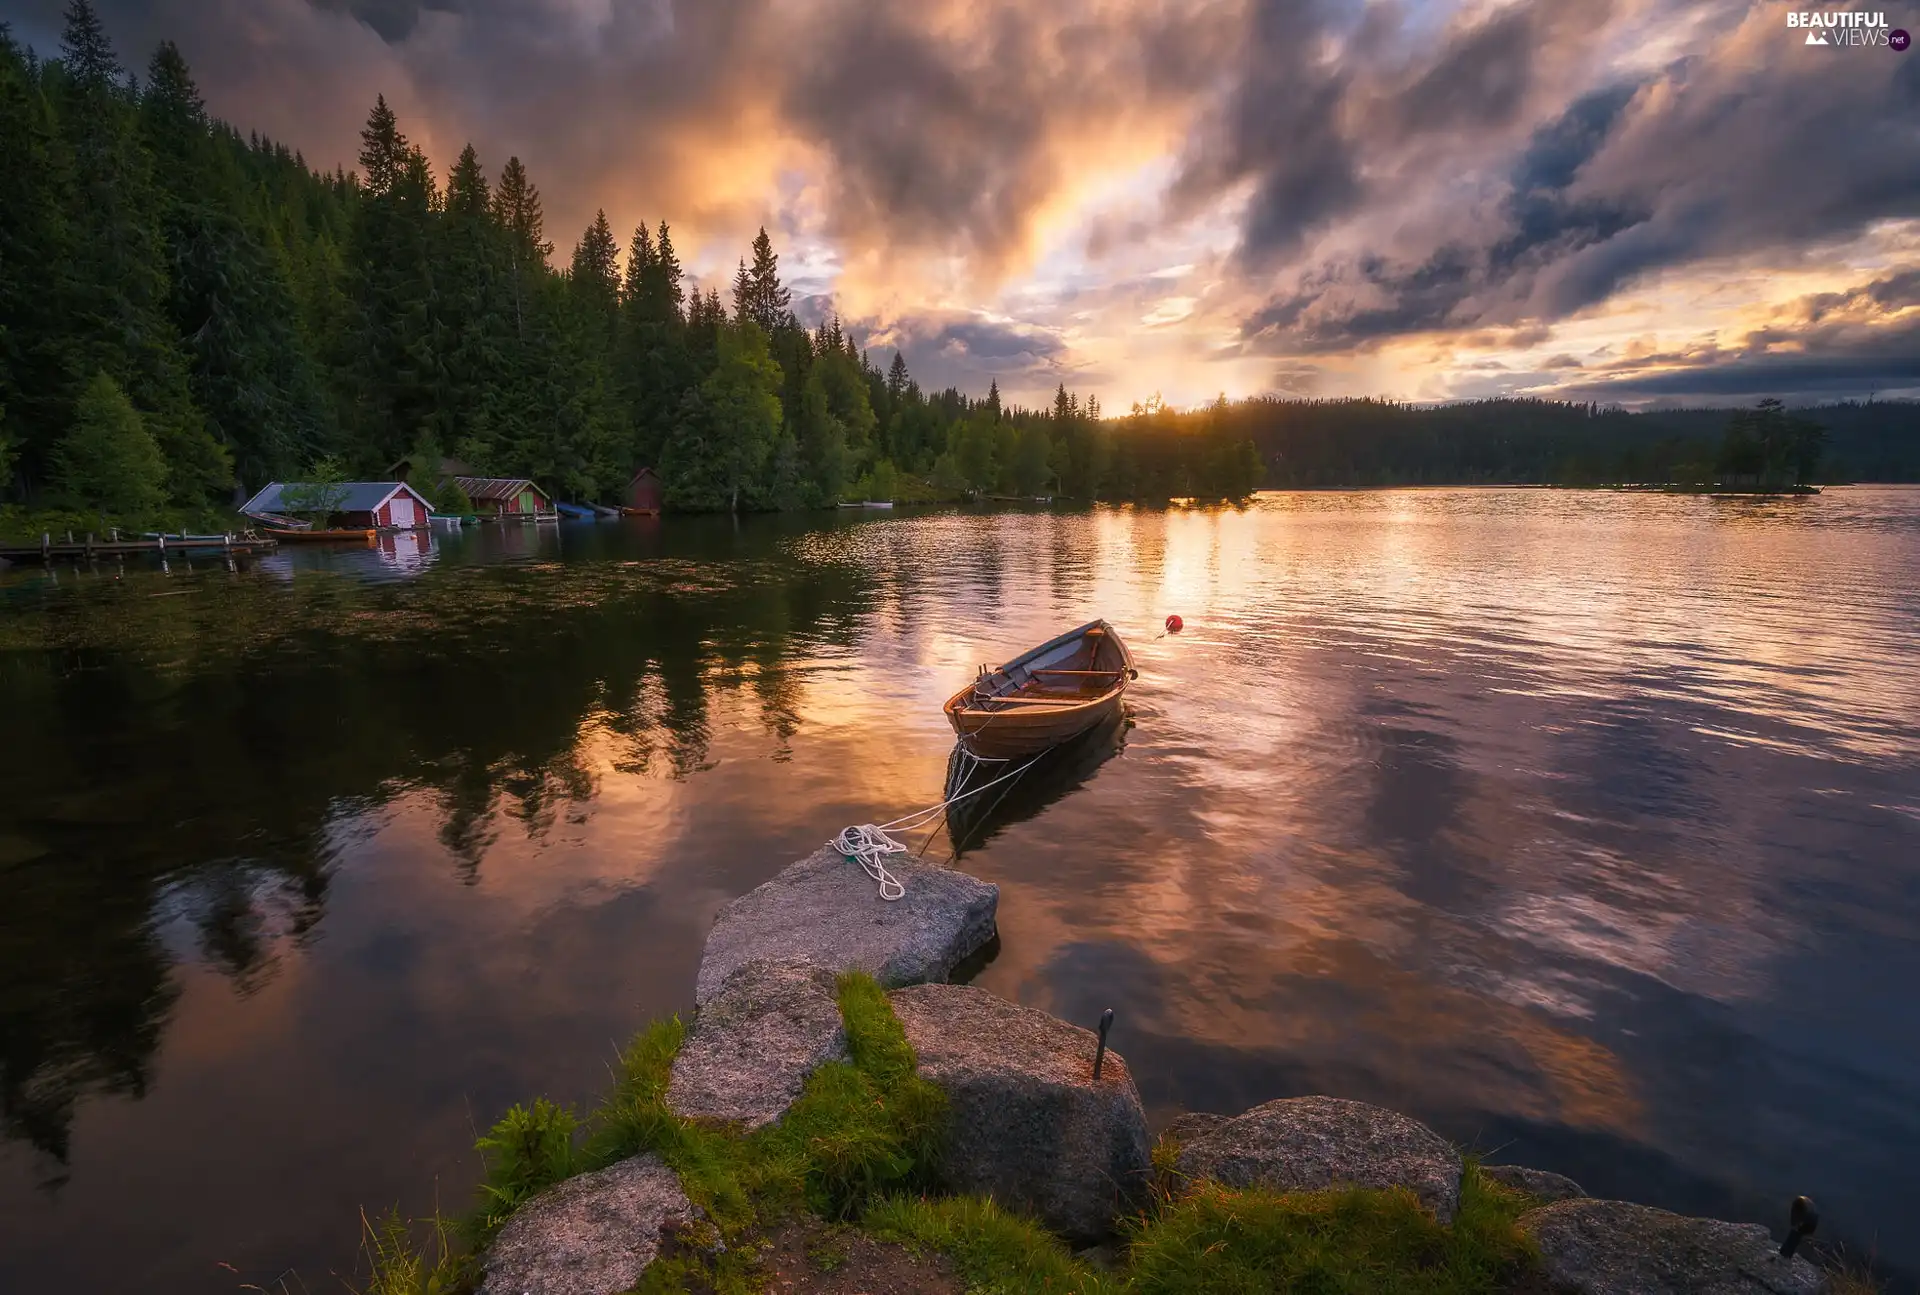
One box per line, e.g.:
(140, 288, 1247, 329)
(369, 975, 1883, 1294)
(0, 503, 246, 546)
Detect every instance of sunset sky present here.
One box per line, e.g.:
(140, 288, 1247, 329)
(11, 0, 1919, 409)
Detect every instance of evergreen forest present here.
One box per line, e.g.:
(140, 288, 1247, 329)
(2, 4, 1914, 535)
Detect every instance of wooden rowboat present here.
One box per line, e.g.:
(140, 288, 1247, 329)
(943, 619, 1134, 760)
(257, 524, 376, 545)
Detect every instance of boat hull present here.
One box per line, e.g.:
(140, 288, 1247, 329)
(259, 526, 376, 544)
(942, 619, 1133, 760)
(945, 690, 1125, 760)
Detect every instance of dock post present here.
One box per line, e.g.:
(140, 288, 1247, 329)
(158, 533, 166, 555)
(85, 532, 93, 558)
(42, 531, 50, 559)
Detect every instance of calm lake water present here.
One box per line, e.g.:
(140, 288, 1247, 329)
(3, 489, 1919, 1290)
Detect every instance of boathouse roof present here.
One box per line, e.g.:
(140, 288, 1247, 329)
(452, 476, 551, 504)
(240, 481, 429, 514)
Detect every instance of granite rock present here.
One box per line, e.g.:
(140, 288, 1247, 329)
(668, 958, 848, 1130)
(1482, 1163, 1588, 1204)
(1162, 1112, 1231, 1145)
(696, 846, 998, 1006)
(481, 1154, 698, 1295)
(1174, 1095, 1464, 1223)
(1520, 1198, 1828, 1294)
(889, 983, 1152, 1243)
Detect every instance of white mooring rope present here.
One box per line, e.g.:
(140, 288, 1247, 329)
(831, 749, 1045, 900)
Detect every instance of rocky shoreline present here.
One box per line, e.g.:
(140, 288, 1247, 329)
(478, 845, 1842, 1295)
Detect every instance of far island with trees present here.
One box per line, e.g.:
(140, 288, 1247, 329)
(2, 3, 1913, 543)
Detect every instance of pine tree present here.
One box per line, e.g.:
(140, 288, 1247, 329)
(143, 42, 330, 487)
(621, 223, 654, 304)
(357, 94, 408, 198)
(730, 258, 753, 325)
(346, 94, 441, 466)
(660, 320, 783, 512)
(54, 1, 230, 502)
(570, 211, 619, 318)
(0, 27, 79, 487)
(731, 227, 792, 333)
(438, 143, 508, 468)
(650, 222, 684, 320)
(886, 351, 909, 400)
(52, 371, 167, 515)
(491, 155, 550, 342)
(614, 220, 693, 472)
(56, 0, 116, 88)
(445, 144, 488, 217)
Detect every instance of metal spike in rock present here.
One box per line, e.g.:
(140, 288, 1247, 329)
(1780, 1195, 1819, 1258)
(1092, 1008, 1115, 1080)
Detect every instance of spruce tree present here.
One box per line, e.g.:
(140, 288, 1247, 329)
(55, 1, 230, 503)
(445, 143, 488, 217)
(730, 258, 752, 324)
(570, 211, 619, 315)
(143, 42, 330, 487)
(346, 94, 441, 466)
(52, 371, 168, 515)
(614, 221, 693, 472)
(621, 223, 654, 305)
(660, 320, 783, 512)
(0, 27, 79, 486)
(491, 155, 550, 342)
(650, 222, 684, 320)
(438, 143, 508, 468)
(744, 227, 791, 331)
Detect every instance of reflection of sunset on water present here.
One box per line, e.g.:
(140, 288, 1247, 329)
(2, 490, 1917, 1289)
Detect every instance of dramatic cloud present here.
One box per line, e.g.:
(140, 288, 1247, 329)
(1221, 2, 1920, 398)
(1554, 269, 1920, 402)
(15, 0, 1920, 405)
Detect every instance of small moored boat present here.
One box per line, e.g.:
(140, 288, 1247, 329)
(944, 619, 1134, 760)
(254, 522, 376, 544)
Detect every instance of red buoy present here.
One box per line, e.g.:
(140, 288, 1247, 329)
(1165, 614, 1183, 633)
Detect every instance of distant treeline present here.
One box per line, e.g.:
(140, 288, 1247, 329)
(1212, 396, 1917, 488)
(1, 6, 1912, 528)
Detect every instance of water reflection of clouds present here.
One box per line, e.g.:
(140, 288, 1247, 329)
(7, 492, 1920, 1287)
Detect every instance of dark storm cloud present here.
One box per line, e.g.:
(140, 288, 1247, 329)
(1388, 2, 1538, 137)
(1218, 2, 1920, 358)
(1175, 0, 1615, 268)
(782, 1, 1235, 268)
(308, 0, 451, 43)
(1170, 0, 1359, 266)
(31, 0, 1240, 274)
(1239, 80, 1648, 354)
(1560, 342, 1920, 401)
(1553, 270, 1920, 403)
(18, 0, 768, 251)
(18, 0, 1916, 406)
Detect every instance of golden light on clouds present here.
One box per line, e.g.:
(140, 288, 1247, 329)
(39, 0, 1917, 407)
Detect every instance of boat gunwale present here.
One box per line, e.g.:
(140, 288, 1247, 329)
(942, 619, 1134, 725)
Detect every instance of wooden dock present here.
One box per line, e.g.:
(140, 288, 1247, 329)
(0, 529, 279, 564)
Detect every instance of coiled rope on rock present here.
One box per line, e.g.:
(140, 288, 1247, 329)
(831, 748, 1044, 900)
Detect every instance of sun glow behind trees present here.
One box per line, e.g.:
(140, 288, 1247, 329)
(3, 3, 1911, 525)
(0, 4, 1266, 516)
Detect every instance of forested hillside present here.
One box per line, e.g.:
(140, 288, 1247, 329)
(1, 4, 1913, 529)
